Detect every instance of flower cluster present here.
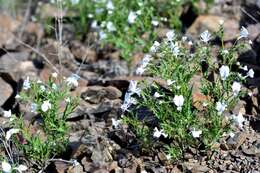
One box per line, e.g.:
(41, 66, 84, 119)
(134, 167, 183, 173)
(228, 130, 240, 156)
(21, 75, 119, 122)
(1, 73, 79, 169)
(121, 26, 253, 160)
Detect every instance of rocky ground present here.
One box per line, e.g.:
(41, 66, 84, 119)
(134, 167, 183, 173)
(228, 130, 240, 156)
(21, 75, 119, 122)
(0, 0, 260, 172)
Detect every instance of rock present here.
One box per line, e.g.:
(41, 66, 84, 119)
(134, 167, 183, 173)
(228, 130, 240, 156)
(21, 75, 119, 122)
(130, 52, 144, 72)
(92, 60, 129, 77)
(41, 39, 77, 71)
(187, 15, 239, 41)
(170, 166, 182, 173)
(67, 105, 85, 120)
(80, 71, 99, 82)
(242, 145, 260, 157)
(0, 77, 13, 106)
(183, 162, 211, 173)
(157, 151, 168, 165)
(38, 3, 67, 19)
(81, 86, 122, 104)
(151, 166, 167, 173)
(247, 24, 260, 41)
(71, 144, 91, 159)
(67, 163, 84, 173)
(0, 52, 30, 71)
(54, 161, 69, 173)
(81, 157, 95, 172)
(226, 132, 248, 150)
(155, 28, 171, 39)
(0, 13, 20, 47)
(91, 149, 105, 165)
(232, 100, 246, 115)
(24, 22, 44, 40)
(69, 130, 85, 143)
(70, 40, 97, 63)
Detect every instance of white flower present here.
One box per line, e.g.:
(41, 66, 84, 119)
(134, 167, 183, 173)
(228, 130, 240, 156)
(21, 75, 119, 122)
(121, 103, 130, 112)
(23, 77, 30, 90)
(166, 30, 175, 41)
(153, 127, 167, 138)
(111, 118, 121, 128)
(240, 65, 248, 71)
(219, 19, 224, 25)
(106, 1, 114, 10)
(136, 66, 146, 75)
(2, 161, 12, 173)
(247, 69, 254, 78)
(6, 128, 19, 141)
(229, 132, 235, 138)
(99, 30, 107, 40)
(216, 101, 226, 114)
(200, 30, 211, 43)
(150, 41, 160, 53)
(173, 95, 184, 111)
(223, 49, 229, 54)
(128, 80, 141, 96)
(141, 54, 152, 66)
(232, 112, 245, 128)
(136, 10, 141, 15)
(65, 98, 71, 103)
(191, 129, 202, 138)
(106, 21, 116, 32)
(167, 79, 175, 86)
(66, 74, 79, 87)
(128, 11, 137, 24)
(248, 92, 253, 97)
(121, 92, 137, 112)
(91, 20, 98, 29)
(30, 103, 37, 113)
(40, 85, 46, 92)
(3, 110, 11, 118)
(88, 13, 94, 18)
(15, 94, 21, 99)
(15, 165, 28, 173)
(52, 83, 58, 90)
(153, 92, 162, 98)
(166, 154, 171, 160)
(52, 72, 58, 78)
(41, 100, 51, 112)
(219, 65, 230, 80)
(137, 54, 152, 74)
(182, 36, 187, 42)
(188, 41, 193, 46)
(151, 20, 159, 26)
(238, 26, 249, 39)
(202, 102, 208, 107)
(170, 42, 180, 56)
(232, 82, 241, 96)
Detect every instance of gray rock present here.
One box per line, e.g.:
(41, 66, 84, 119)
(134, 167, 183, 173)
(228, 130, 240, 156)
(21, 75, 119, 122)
(0, 77, 13, 106)
(81, 86, 122, 104)
(0, 52, 30, 72)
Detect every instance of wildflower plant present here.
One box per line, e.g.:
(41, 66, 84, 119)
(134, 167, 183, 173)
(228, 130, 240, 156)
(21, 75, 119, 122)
(62, 0, 202, 60)
(121, 26, 252, 160)
(2, 74, 79, 168)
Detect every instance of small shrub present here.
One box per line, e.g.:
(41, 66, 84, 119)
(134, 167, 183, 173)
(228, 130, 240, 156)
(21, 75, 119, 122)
(2, 73, 79, 169)
(121, 25, 253, 160)
(61, 0, 205, 60)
